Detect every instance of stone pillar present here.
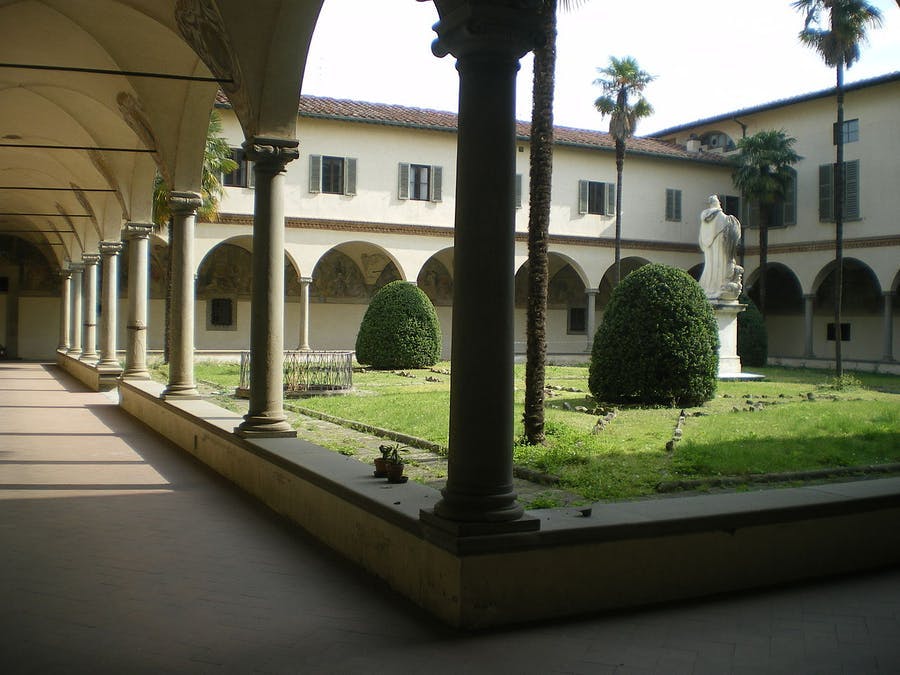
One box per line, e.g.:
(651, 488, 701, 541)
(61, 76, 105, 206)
(298, 276, 312, 351)
(57, 268, 72, 351)
(67, 263, 84, 356)
(235, 139, 299, 438)
(421, 1, 541, 533)
(162, 192, 202, 400)
(883, 291, 895, 362)
(803, 293, 815, 359)
(585, 288, 598, 351)
(80, 253, 100, 362)
(97, 241, 123, 373)
(122, 223, 153, 379)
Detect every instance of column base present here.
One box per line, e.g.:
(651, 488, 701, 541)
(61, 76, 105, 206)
(121, 369, 151, 381)
(161, 384, 201, 400)
(420, 507, 540, 537)
(431, 487, 528, 525)
(235, 414, 296, 438)
(79, 353, 99, 364)
(96, 361, 123, 374)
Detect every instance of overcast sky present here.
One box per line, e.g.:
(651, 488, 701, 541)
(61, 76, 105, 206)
(302, 0, 899, 136)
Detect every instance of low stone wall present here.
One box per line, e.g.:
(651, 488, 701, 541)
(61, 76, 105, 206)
(117, 378, 900, 628)
(56, 351, 121, 391)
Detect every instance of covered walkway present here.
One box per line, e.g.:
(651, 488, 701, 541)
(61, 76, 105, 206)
(1, 362, 899, 673)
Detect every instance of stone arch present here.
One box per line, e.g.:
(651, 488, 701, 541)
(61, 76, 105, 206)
(311, 242, 403, 303)
(598, 256, 652, 307)
(196, 238, 253, 300)
(686, 263, 704, 282)
(745, 263, 804, 314)
(514, 252, 589, 309)
(813, 258, 882, 314)
(417, 248, 454, 307)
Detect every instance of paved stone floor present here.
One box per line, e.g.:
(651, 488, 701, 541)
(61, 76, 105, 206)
(1, 362, 899, 674)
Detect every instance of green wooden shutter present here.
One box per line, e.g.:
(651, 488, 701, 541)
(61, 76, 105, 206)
(430, 165, 443, 202)
(515, 174, 522, 209)
(344, 158, 357, 196)
(606, 182, 616, 216)
(819, 164, 834, 221)
(398, 163, 409, 200)
(308, 155, 321, 193)
(578, 180, 588, 214)
(783, 169, 797, 226)
(843, 159, 860, 219)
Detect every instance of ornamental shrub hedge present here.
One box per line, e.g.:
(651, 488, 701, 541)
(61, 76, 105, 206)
(355, 280, 442, 369)
(589, 263, 719, 406)
(737, 293, 768, 367)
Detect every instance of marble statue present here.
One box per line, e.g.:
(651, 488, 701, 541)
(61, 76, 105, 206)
(698, 195, 743, 301)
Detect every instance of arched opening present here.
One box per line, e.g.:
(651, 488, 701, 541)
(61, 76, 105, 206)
(417, 248, 454, 359)
(745, 263, 804, 357)
(812, 259, 883, 360)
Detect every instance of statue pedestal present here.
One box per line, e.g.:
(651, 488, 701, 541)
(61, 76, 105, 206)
(711, 301, 746, 377)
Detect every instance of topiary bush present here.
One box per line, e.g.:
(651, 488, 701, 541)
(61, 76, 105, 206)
(589, 263, 719, 406)
(355, 280, 442, 369)
(737, 293, 768, 368)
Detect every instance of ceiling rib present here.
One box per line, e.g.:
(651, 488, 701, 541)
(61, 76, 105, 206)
(0, 62, 230, 83)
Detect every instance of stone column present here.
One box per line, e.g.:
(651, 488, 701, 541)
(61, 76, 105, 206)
(421, 1, 541, 533)
(883, 291, 895, 362)
(80, 253, 100, 362)
(298, 276, 312, 351)
(122, 222, 153, 379)
(97, 240, 123, 373)
(162, 192, 202, 400)
(803, 293, 815, 359)
(585, 288, 598, 351)
(236, 140, 299, 438)
(67, 263, 84, 356)
(57, 268, 72, 351)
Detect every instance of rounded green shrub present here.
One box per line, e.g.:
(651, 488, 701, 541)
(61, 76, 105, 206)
(355, 280, 442, 369)
(589, 264, 719, 406)
(737, 293, 768, 368)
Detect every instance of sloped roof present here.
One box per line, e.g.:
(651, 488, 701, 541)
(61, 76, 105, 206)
(215, 91, 730, 165)
(650, 71, 900, 137)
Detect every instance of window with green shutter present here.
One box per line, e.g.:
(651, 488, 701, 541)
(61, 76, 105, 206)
(665, 188, 682, 222)
(578, 180, 615, 215)
(819, 160, 860, 221)
(309, 155, 357, 195)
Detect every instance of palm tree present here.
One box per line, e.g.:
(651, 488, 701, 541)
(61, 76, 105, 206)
(793, 0, 882, 377)
(593, 56, 654, 287)
(152, 110, 237, 362)
(523, 0, 584, 446)
(731, 130, 800, 317)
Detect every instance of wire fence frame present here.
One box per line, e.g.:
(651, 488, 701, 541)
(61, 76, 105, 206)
(238, 350, 353, 396)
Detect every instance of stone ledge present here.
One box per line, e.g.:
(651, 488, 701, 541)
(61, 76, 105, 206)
(57, 351, 120, 391)
(116, 377, 900, 629)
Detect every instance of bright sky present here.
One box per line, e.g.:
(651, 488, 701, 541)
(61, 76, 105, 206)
(302, 0, 899, 136)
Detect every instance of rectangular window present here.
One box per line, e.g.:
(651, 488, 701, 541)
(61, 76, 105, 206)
(308, 155, 357, 195)
(665, 188, 682, 221)
(398, 163, 442, 202)
(515, 173, 523, 209)
(209, 298, 235, 329)
(222, 148, 252, 188)
(826, 322, 851, 342)
(578, 180, 614, 215)
(819, 160, 860, 221)
(567, 307, 587, 334)
(833, 118, 859, 145)
(783, 169, 797, 226)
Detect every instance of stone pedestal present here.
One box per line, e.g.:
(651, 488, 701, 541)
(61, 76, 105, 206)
(712, 301, 746, 377)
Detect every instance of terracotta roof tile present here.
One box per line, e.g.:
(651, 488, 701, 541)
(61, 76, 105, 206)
(215, 92, 730, 165)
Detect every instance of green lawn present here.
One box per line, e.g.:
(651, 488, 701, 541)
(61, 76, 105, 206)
(153, 360, 900, 502)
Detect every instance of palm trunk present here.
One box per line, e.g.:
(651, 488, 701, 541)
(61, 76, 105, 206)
(834, 63, 845, 378)
(523, 1, 556, 446)
(614, 141, 624, 286)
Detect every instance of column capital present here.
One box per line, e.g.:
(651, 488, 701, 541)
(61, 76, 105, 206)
(98, 240, 123, 256)
(68, 262, 84, 273)
(242, 137, 300, 172)
(884, 290, 896, 298)
(168, 191, 202, 215)
(430, 0, 543, 60)
(299, 276, 313, 285)
(56, 268, 72, 280)
(585, 288, 599, 297)
(82, 253, 101, 266)
(123, 222, 153, 240)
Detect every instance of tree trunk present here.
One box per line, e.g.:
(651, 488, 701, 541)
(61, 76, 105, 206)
(614, 141, 624, 286)
(523, 1, 556, 446)
(834, 63, 845, 378)
(758, 203, 769, 317)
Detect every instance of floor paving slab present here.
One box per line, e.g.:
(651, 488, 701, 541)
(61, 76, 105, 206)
(1, 362, 899, 674)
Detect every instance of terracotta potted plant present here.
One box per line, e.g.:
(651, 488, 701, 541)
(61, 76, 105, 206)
(386, 445, 407, 484)
(374, 444, 392, 477)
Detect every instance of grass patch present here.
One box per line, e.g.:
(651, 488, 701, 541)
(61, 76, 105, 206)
(152, 360, 900, 501)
